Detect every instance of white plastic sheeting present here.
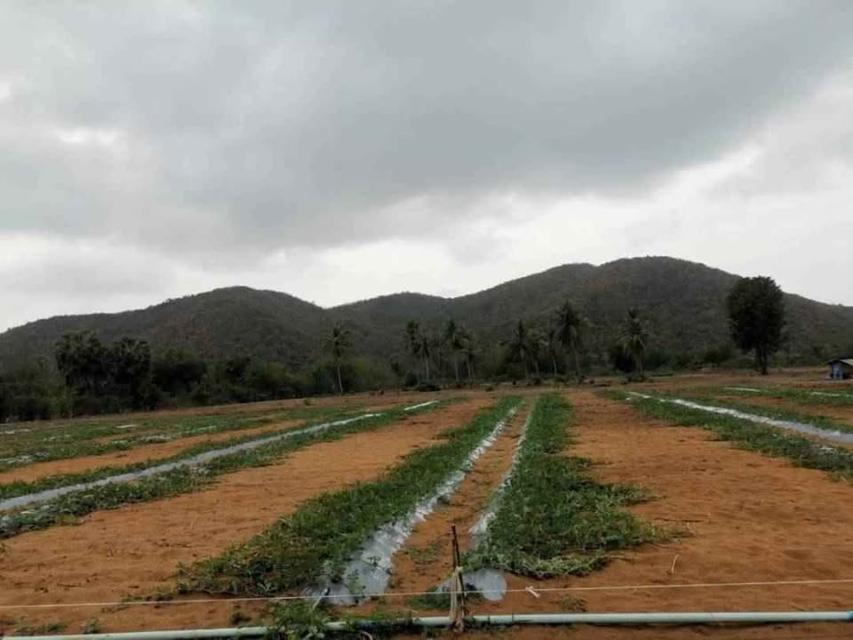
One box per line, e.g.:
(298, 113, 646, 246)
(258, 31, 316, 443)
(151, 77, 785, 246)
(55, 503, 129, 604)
(311, 403, 520, 605)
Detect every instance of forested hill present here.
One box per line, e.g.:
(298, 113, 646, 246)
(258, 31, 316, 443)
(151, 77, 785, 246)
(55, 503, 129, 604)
(2, 257, 852, 372)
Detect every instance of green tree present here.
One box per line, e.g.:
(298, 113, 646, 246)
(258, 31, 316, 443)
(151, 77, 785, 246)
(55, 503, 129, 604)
(506, 320, 531, 379)
(619, 308, 648, 379)
(727, 276, 785, 375)
(55, 331, 109, 397)
(443, 319, 466, 383)
(459, 327, 476, 380)
(405, 320, 431, 381)
(108, 337, 152, 407)
(325, 324, 351, 394)
(152, 349, 207, 396)
(555, 301, 584, 383)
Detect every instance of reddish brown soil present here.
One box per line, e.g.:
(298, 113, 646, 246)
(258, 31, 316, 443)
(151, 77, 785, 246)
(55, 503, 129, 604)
(383, 401, 531, 599)
(0, 420, 302, 484)
(0, 398, 489, 634)
(457, 391, 853, 640)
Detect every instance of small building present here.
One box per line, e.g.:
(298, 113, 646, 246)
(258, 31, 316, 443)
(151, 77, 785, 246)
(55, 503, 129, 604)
(827, 358, 853, 380)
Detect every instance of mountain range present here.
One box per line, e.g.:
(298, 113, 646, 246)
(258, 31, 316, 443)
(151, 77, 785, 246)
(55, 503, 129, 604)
(2, 256, 852, 372)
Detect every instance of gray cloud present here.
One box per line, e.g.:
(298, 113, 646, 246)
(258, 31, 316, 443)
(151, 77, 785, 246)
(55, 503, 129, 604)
(3, 0, 853, 256)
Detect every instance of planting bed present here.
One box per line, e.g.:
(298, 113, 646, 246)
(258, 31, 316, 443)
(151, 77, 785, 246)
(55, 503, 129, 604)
(460, 390, 853, 640)
(0, 419, 303, 485)
(177, 397, 519, 598)
(616, 390, 853, 475)
(2, 375, 853, 640)
(0, 396, 488, 634)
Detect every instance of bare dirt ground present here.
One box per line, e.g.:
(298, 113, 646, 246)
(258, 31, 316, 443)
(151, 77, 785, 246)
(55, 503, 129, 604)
(0, 419, 302, 484)
(457, 390, 853, 640)
(0, 398, 489, 634)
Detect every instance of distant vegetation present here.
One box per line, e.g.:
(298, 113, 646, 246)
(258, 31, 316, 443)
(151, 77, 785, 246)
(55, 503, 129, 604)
(0, 258, 851, 421)
(727, 276, 785, 375)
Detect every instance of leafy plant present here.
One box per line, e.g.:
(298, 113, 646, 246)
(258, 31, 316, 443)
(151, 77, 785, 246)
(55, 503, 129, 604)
(177, 398, 519, 595)
(466, 394, 658, 577)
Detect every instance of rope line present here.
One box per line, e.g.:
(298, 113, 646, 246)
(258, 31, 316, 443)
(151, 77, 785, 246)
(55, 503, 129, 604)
(2, 577, 852, 610)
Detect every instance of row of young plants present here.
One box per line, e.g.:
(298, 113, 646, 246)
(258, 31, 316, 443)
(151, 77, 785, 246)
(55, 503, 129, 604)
(465, 394, 656, 578)
(668, 388, 853, 434)
(0, 404, 350, 474)
(176, 397, 521, 596)
(0, 401, 446, 539)
(718, 385, 853, 407)
(610, 390, 853, 481)
(0, 407, 371, 501)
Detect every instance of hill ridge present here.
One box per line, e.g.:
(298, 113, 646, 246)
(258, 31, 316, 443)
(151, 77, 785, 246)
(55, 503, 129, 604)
(2, 256, 852, 371)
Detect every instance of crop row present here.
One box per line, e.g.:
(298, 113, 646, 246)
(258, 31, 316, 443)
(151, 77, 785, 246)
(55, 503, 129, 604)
(0, 401, 445, 539)
(466, 394, 656, 578)
(176, 397, 521, 596)
(0, 404, 351, 473)
(0, 407, 366, 502)
(611, 390, 853, 481)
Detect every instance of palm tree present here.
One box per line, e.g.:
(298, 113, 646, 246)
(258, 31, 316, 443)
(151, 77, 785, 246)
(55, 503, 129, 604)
(506, 320, 531, 379)
(326, 324, 351, 394)
(444, 319, 466, 383)
(545, 326, 561, 376)
(527, 328, 544, 378)
(620, 307, 648, 379)
(555, 301, 584, 383)
(406, 320, 431, 381)
(459, 328, 476, 380)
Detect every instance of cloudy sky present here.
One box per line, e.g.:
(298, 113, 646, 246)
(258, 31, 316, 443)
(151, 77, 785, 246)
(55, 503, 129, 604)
(2, 1, 853, 332)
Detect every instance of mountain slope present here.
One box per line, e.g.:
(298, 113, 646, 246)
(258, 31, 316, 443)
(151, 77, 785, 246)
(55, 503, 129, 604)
(1, 257, 852, 372)
(0, 287, 330, 371)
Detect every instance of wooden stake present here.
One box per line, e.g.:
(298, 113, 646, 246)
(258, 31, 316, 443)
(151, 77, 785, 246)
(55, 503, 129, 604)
(450, 525, 466, 632)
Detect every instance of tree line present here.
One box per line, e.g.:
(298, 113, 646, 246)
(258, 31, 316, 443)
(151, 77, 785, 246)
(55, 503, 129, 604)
(0, 275, 792, 421)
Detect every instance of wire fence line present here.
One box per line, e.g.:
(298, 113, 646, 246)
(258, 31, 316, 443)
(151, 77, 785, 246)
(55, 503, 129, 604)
(2, 577, 852, 610)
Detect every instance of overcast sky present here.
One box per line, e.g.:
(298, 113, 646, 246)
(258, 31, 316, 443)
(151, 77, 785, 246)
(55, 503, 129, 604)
(2, 1, 853, 332)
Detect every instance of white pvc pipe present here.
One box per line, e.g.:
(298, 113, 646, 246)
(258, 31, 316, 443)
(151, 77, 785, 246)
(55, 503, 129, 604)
(7, 610, 852, 639)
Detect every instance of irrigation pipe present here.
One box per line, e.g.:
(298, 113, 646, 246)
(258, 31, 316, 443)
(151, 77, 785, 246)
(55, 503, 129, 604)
(6, 611, 853, 639)
(5, 577, 853, 610)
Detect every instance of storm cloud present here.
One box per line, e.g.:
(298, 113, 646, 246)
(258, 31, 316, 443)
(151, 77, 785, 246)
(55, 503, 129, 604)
(2, 1, 853, 328)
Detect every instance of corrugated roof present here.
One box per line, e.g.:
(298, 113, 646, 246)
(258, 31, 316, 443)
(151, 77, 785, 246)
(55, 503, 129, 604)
(827, 358, 853, 366)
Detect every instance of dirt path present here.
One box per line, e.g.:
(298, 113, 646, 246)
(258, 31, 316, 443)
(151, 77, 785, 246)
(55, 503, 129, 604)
(382, 400, 532, 600)
(0, 398, 490, 634)
(460, 390, 853, 640)
(0, 420, 304, 485)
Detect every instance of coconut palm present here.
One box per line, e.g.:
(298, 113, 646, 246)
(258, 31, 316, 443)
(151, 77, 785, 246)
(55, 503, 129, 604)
(443, 319, 466, 383)
(460, 328, 476, 380)
(545, 326, 561, 376)
(555, 301, 584, 383)
(620, 307, 648, 379)
(506, 320, 531, 379)
(406, 320, 431, 381)
(325, 324, 351, 395)
(527, 327, 544, 378)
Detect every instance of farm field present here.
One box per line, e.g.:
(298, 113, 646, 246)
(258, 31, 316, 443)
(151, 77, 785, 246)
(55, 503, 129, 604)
(1, 371, 852, 639)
